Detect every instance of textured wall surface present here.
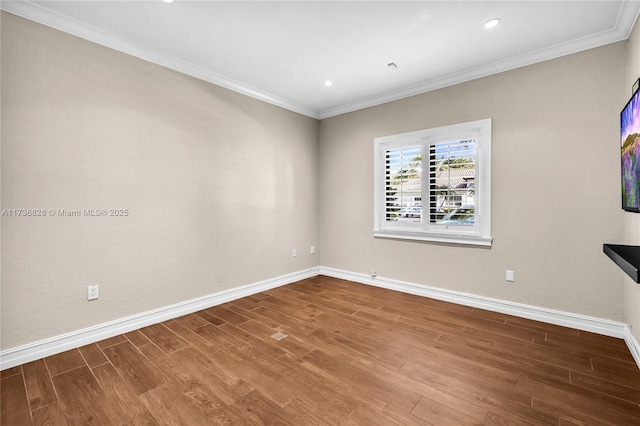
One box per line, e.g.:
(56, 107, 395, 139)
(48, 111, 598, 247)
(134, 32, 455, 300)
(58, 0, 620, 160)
(624, 20, 640, 342)
(1, 13, 319, 349)
(318, 42, 627, 321)
(2, 10, 638, 353)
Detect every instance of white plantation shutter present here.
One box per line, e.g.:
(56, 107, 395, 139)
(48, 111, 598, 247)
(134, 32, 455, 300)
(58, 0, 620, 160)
(429, 140, 476, 224)
(384, 146, 422, 223)
(374, 119, 492, 246)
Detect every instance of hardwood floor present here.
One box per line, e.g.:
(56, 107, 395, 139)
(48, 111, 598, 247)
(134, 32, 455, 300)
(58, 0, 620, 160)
(2, 276, 639, 425)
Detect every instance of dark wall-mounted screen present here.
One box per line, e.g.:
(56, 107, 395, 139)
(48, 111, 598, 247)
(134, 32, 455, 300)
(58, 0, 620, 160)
(621, 87, 640, 212)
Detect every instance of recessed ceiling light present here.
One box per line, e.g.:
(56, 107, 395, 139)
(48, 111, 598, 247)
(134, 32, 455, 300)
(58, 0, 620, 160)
(324, 80, 333, 87)
(484, 18, 500, 29)
(162, 0, 174, 3)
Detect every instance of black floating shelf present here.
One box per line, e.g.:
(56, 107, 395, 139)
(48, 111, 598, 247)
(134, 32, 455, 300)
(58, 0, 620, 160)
(603, 244, 640, 283)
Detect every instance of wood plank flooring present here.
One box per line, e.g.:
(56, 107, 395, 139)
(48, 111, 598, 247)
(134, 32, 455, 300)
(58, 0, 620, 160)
(2, 276, 639, 425)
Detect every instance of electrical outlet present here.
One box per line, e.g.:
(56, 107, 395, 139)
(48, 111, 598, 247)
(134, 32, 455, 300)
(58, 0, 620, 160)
(88, 285, 99, 300)
(370, 270, 377, 277)
(310, 245, 315, 254)
(292, 248, 297, 257)
(506, 270, 515, 282)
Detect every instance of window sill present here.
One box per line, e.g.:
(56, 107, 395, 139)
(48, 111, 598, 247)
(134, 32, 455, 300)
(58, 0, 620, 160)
(374, 230, 492, 247)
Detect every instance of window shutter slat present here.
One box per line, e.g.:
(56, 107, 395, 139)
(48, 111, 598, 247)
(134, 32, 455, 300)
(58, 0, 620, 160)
(431, 140, 476, 224)
(384, 145, 422, 222)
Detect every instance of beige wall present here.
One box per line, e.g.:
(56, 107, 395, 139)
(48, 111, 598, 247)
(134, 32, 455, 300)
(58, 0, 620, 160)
(624, 20, 640, 342)
(1, 13, 319, 349)
(2, 10, 638, 353)
(318, 42, 627, 321)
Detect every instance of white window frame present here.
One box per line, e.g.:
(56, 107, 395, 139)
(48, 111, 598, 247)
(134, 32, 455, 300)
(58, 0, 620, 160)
(373, 119, 492, 247)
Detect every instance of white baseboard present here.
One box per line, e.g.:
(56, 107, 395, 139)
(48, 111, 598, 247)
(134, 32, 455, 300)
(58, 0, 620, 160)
(0, 268, 318, 370)
(624, 325, 640, 368)
(3, 266, 638, 371)
(318, 266, 630, 339)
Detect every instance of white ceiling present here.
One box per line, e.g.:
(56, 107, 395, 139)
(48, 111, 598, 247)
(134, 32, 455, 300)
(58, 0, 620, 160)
(3, 1, 640, 119)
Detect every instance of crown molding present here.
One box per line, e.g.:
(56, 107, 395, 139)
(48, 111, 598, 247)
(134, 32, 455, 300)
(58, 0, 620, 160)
(318, 0, 640, 119)
(2, 0, 639, 121)
(0, 1, 321, 119)
(618, 0, 640, 39)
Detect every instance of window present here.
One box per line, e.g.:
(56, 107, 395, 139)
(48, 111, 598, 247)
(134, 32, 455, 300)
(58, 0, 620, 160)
(374, 119, 492, 246)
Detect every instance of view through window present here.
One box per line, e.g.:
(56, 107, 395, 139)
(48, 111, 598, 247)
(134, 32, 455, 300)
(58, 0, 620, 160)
(384, 140, 476, 225)
(374, 119, 492, 246)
